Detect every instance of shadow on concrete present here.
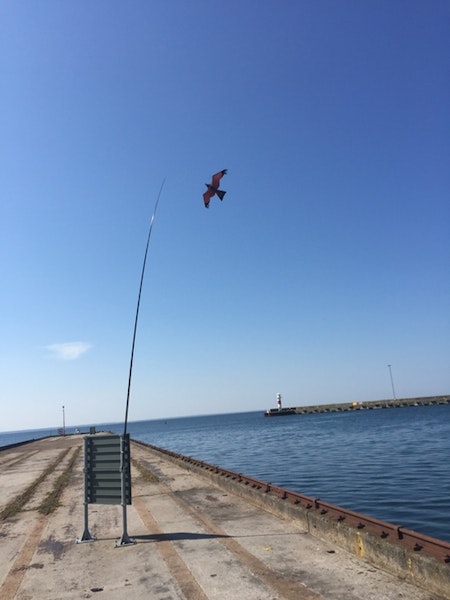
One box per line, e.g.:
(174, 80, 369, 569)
(134, 531, 230, 543)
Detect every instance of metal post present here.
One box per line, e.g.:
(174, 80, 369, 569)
(62, 405, 66, 436)
(116, 435, 135, 547)
(387, 364, 397, 400)
(76, 438, 95, 543)
(76, 499, 96, 543)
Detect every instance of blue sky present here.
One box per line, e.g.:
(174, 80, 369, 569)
(1, 1, 449, 431)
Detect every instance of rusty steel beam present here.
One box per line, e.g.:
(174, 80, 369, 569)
(133, 440, 450, 564)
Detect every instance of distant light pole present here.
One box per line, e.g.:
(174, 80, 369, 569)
(387, 365, 397, 401)
(62, 405, 66, 436)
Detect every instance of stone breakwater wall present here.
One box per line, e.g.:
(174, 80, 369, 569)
(290, 395, 449, 414)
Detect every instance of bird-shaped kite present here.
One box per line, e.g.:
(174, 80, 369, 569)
(203, 169, 227, 208)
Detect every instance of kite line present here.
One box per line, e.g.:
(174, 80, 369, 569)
(123, 178, 165, 436)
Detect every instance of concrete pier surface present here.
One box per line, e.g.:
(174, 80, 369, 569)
(1, 435, 448, 600)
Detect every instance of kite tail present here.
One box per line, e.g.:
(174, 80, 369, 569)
(217, 190, 226, 201)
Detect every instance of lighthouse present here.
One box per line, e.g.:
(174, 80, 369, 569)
(276, 393, 282, 410)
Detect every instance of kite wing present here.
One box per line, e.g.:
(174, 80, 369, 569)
(203, 169, 227, 208)
(203, 189, 214, 208)
(211, 169, 227, 189)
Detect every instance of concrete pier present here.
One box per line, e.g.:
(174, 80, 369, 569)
(1, 434, 449, 599)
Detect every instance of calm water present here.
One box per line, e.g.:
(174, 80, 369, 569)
(1, 404, 449, 543)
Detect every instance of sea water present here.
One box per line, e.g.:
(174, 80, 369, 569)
(1, 404, 449, 543)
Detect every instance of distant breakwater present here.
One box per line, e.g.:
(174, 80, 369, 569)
(271, 395, 450, 415)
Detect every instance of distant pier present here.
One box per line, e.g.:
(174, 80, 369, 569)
(265, 394, 449, 416)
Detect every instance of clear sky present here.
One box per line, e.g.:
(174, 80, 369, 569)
(1, 1, 449, 432)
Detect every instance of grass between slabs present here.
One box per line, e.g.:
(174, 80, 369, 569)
(1, 447, 72, 521)
(132, 457, 159, 483)
(38, 446, 81, 515)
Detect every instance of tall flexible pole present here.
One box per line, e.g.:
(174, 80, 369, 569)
(387, 364, 397, 401)
(123, 179, 165, 436)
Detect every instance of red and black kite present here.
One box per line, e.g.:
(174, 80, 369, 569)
(203, 169, 227, 208)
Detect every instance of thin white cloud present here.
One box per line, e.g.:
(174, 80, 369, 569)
(45, 341, 92, 360)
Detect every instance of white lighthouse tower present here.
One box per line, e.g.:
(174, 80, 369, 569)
(276, 393, 282, 410)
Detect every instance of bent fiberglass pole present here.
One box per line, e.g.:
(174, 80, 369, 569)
(123, 179, 165, 437)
